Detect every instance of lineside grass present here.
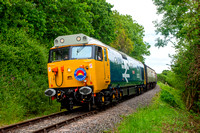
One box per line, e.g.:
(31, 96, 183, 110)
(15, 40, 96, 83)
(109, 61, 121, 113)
(0, 100, 60, 127)
(115, 82, 200, 133)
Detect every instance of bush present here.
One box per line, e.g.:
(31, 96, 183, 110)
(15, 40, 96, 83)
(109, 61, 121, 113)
(0, 28, 60, 125)
(160, 90, 178, 107)
(157, 74, 167, 83)
(158, 82, 185, 109)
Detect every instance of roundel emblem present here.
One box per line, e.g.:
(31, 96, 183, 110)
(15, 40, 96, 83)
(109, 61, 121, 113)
(74, 68, 87, 81)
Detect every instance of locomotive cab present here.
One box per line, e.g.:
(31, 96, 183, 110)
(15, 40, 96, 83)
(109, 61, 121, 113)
(45, 34, 110, 110)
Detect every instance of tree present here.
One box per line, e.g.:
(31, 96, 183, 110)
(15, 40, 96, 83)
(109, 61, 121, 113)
(153, 0, 200, 112)
(111, 11, 150, 62)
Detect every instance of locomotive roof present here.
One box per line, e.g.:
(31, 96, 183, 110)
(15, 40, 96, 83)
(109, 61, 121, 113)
(53, 33, 129, 55)
(54, 33, 107, 47)
(53, 33, 153, 70)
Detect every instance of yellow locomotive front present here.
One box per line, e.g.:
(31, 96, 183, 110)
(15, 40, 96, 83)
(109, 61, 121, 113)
(45, 34, 110, 110)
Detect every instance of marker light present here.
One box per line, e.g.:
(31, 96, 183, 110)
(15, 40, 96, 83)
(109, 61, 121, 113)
(83, 36, 87, 41)
(55, 39, 58, 44)
(76, 36, 81, 41)
(60, 38, 64, 43)
(67, 68, 71, 72)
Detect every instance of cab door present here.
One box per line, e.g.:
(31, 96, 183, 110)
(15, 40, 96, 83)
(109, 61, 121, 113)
(103, 48, 110, 83)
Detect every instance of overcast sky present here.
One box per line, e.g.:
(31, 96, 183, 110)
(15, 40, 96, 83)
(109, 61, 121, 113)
(106, 0, 175, 73)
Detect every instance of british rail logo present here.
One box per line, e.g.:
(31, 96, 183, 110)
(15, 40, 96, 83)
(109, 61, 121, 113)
(74, 68, 87, 81)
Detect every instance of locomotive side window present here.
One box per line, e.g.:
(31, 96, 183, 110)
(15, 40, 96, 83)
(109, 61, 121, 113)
(95, 46, 103, 61)
(49, 47, 69, 62)
(71, 46, 92, 59)
(51, 50, 62, 62)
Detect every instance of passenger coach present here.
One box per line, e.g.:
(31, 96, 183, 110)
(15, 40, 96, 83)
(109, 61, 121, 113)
(45, 34, 157, 111)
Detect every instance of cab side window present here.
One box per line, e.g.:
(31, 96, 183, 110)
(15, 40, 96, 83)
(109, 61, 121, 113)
(95, 46, 102, 61)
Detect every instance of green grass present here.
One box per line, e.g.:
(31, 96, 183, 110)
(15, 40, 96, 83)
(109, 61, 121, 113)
(0, 100, 61, 127)
(115, 82, 200, 133)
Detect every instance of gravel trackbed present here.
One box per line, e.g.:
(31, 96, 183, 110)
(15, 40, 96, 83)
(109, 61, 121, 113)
(51, 85, 160, 133)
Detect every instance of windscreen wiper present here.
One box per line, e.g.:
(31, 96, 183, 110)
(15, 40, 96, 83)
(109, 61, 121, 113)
(77, 45, 85, 55)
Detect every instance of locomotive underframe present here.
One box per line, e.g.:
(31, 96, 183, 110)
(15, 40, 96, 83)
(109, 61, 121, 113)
(50, 82, 156, 111)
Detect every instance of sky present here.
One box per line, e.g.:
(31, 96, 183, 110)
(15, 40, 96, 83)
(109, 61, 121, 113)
(106, 0, 176, 73)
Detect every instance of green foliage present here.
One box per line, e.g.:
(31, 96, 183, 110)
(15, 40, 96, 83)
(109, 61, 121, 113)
(157, 73, 166, 83)
(0, 0, 115, 47)
(157, 70, 185, 90)
(86, 0, 116, 44)
(158, 82, 185, 109)
(160, 90, 177, 107)
(153, 0, 200, 112)
(110, 11, 150, 63)
(0, 28, 59, 125)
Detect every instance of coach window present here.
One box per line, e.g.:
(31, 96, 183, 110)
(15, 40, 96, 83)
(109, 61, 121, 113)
(121, 54, 127, 60)
(95, 46, 102, 61)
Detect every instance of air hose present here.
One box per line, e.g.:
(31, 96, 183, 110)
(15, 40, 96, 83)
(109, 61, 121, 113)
(55, 71, 63, 87)
(55, 66, 64, 87)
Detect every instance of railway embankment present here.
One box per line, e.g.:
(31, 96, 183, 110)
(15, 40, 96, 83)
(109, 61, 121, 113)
(115, 82, 200, 133)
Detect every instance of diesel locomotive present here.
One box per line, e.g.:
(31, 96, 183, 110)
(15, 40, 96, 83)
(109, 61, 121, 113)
(45, 34, 157, 111)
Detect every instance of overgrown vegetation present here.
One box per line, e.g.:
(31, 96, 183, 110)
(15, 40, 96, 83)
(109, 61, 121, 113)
(152, 0, 200, 112)
(116, 82, 200, 132)
(0, 0, 150, 126)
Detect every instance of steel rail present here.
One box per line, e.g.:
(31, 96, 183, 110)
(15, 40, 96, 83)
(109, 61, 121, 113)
(0, 108, 81, 133)
(32, 95, 138, 133)
(0, 88, 153, 133)
(32, 110, 98, 133)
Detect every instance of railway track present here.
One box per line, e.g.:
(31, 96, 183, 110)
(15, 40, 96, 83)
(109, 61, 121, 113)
(0, 107, 82, 133)
(0, 90, 151, 133)
(32, 110, 98, 133)
(0, 103, 124, 133)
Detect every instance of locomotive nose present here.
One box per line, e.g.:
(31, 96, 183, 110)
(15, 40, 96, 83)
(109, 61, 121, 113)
(45, 89, 56, 97)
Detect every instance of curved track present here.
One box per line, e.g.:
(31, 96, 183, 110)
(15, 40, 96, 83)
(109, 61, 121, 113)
(0, 88, 156, 133)
(0, 108, 81, 133)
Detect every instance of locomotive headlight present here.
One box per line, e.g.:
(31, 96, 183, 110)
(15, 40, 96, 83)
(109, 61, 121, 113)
(45, 89, 56, 97)
(60, 38, 64, 43)
(67, 68, 71, 72)
(76, 36, 81, 41)
(79, 86, 92, 95)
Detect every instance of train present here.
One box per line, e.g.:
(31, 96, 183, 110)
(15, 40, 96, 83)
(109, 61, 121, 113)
(45, 33, 157, 111)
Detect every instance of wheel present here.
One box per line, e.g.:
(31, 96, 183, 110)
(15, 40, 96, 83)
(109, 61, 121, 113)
(66, 104, 73, 111)
(110, 93, 116, 103)
(84, 102, 92, 111)
(87, 102, 92, 111)
(97, 93, 105, 108)
(136, 88, 140, 96)
(119, 91, 123, 100)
